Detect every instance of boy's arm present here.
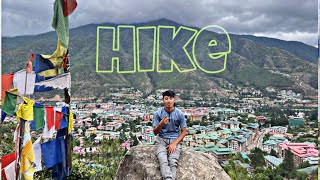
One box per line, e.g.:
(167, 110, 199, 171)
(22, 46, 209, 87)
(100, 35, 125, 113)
(153, 116, 169, 135)
(167, 128, 187, 154)
(172, 128, 187, 145)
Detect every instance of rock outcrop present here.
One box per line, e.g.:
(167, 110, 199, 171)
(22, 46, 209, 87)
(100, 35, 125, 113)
(116, 145, 231, 180)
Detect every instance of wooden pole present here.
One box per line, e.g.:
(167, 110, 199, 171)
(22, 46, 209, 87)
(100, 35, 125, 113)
(63, 51, 72, 169)
(16, 66, 29, 180)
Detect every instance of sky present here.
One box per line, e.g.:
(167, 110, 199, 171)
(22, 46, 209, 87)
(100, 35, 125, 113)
(1, 0, 318, 46)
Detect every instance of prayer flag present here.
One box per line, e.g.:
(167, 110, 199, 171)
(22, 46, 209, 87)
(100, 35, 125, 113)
(1, 74, 14, 103)
(46, 107, 55, 130)
(55, 111, 63, 130)
(62, 0, 77, 16)
(33, 137, 43, 172)
(20, 124, 35, 179)
(35, 73, 71, 90)
(13, 70, 36, 95)
(41, 138, 62, 168)
(16, 97, 34, 121)
(2, 91, 17, 116)
(68, 109, 73, 134)
(33, 105, 45, 131)
(52, 0, 69, 48)
(1, 152, 16, 180)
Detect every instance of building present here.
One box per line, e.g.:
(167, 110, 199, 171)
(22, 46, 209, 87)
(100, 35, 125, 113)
(268, 126, 287, 134)
(246, 123, 259, 135)
(85, 127, 97, 137)
(220, 120, 240, 129)
(264, 155, 283, 169)
(256, 116, 266, 124)
(278, 142, 318, 167)
(297, 166, 318, 175)
(303, 157, 318, 166)
(262, 136, 288, 153)
(190, 114, 203, 121)
(288, 117, 304, 128)
(227, 135, 246, 152)
(233, 160, 254, 174)
(209, 147, 236, 161)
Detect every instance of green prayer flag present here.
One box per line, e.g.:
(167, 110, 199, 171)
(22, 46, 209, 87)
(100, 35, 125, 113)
(52, 0, 69, 48)
(34, 106, 45, 131)
(2, 91, 17, 116)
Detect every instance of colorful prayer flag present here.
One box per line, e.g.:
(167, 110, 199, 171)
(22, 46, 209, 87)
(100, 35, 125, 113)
(2, 91, 17, 116)
(34, 73, 54, 92)
(1, 74, 14, 103)
(46, 106, 55, 130)
(34, 105, 45, 131)
(35, 72, 71, 90)
(55, 111, 63, 130)
(41, 138, 63, 168)
(1, 152, 16, 180)
(33, 54, 55, 73)
(33, 137, 43, 172)
(68, 109, 73, 134)
(52, 0, 69, 48)
(13, 69, 36, 95)
(4, 160, 16, 180)
(20, 124, 35, 180)
(52, 137, 68, 179)
(2, 111, 7, 122)
(16, 97, 35, 121)
(62, 0, 77, 16)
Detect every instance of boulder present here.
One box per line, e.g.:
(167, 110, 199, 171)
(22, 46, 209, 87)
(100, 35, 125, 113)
(116, 145, 231, 180)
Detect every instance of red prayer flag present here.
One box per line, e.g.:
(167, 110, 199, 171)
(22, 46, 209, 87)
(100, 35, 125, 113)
(46, 107, 55, 130)
(1, 74, 14, 101)
(62, 0, 77, 16)
(55, 111, 63, 130)
(1, 152, 16, 180)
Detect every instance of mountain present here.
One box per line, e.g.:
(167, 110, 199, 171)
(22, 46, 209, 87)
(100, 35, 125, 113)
(1, 19, 318, 99)
(237, 35, 317, 64)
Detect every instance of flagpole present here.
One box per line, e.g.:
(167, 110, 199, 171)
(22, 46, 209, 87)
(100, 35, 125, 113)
(64, 50, 72, 169)
(16, 64, 28, 180)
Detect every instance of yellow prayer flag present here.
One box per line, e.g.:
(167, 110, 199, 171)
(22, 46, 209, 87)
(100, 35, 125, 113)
(68, 109, 73, 134)
(16, 97, 34, 121)
(20, 124, 35, 180)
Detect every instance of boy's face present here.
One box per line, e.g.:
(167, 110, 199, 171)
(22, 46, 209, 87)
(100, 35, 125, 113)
(163, 96, 175, 109)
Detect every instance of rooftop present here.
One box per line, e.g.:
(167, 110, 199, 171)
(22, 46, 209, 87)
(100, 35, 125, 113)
(264, 155, 283, 166)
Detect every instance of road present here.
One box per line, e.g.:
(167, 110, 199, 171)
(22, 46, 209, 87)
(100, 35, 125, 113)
(245, 128, 268, 153)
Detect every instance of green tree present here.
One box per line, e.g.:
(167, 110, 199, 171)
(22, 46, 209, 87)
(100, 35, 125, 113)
(263, 133, 271, 142)
(248, 148, 265, 168)
(298, 161, 310, 169)
(0, 122, 16, 156)
(296, 171, 308, 180)
(279, 150, 295, 178)
(132, 135, 139, 146)
(253, 166, 264, 174)
(250, 173, 269, 180)
(270, 149, 277, 157)
(93, 139, 124, 179)
(225, 160, 249, 180)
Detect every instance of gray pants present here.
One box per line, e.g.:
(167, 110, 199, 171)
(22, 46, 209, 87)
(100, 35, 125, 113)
(155, 136, 181, 180)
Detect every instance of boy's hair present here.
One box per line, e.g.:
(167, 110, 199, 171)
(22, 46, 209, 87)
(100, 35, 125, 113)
(162, 90, 175, 99)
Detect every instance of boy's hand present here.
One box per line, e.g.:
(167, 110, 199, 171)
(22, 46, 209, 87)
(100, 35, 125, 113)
(160, 117, 169, 125)
(167, 143, 177, 154)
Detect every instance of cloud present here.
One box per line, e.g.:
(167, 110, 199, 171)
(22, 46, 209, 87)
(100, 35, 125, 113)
(1, 0, 317, 46)
(253, 32, 318, 47)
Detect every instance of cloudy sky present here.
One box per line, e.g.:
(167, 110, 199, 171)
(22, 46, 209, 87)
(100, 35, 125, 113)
(2, 0, 318, 46)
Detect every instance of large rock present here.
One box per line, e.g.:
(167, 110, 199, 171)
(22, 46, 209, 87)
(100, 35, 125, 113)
(115, 145, 231, 180)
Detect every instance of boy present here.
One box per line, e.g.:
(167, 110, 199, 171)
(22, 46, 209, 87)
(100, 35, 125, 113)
(153, 90, 187, 180)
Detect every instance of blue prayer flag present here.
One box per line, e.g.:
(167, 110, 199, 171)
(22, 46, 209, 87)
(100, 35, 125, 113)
(41, 138, 63, 168)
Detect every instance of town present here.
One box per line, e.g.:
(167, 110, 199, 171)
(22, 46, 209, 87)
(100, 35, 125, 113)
(1, 87, 318, 179)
